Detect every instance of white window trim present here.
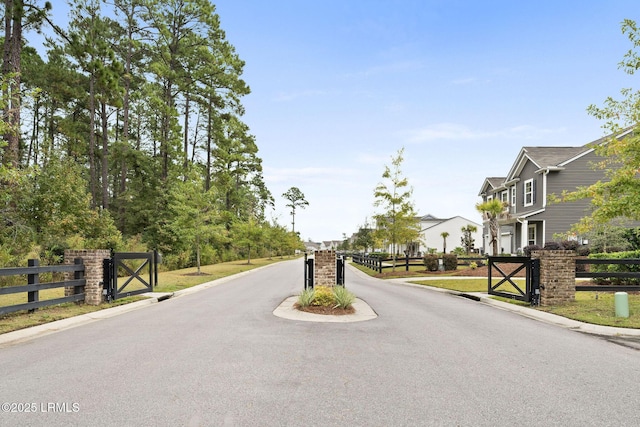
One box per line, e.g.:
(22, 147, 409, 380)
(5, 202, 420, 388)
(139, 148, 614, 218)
(500, 190, 508, 203)
(511, 186, 516, 207)
(524, 179, 534, 207)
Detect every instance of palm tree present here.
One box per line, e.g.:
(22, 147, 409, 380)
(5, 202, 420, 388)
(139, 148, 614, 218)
(440, 231, 449, 254)
(476, 199, 508, 255)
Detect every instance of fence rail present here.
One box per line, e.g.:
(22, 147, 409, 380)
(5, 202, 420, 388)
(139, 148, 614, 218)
(575, 258, 640, 292)
(351, 254, 423, 273)
(0, 259, 86, 316)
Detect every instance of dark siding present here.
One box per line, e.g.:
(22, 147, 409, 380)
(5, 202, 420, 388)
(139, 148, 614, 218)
(540, 150, 604, 242)
(518, 161, 542, 211)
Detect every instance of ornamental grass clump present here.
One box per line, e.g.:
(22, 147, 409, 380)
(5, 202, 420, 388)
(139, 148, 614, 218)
(297, 288, 315, 308)
(333, 285, 355, 309)
(296, 285, 356, 311)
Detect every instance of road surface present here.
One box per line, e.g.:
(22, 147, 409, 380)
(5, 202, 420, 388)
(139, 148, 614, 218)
(1, 259, 639, 426)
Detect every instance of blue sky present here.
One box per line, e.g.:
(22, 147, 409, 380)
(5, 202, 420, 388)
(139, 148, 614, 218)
(42, 1, 639, 243)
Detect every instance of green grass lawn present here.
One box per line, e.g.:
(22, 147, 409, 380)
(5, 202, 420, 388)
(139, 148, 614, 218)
(410, 278, 640, 329)
(0, 256, 293, 334)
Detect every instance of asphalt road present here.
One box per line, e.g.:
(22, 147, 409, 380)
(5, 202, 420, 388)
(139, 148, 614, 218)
(1, 259, 639, 426)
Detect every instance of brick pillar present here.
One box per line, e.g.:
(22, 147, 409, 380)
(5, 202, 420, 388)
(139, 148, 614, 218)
(64, 249, 111, 305)
(314, 250, 336, 287)
(531, 250, 576, 306)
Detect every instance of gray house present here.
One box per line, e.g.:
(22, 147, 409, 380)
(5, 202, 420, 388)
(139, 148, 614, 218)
(478, 131, 625, 254)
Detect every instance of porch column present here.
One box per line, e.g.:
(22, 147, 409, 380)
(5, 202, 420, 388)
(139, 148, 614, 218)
(520, 219, 528, 249)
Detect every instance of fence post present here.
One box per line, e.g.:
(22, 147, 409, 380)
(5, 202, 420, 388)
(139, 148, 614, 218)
(64, 249, 111, 305)
(405, 256, 409, 271)
(27, 259, 39, 313)
(73, 258, 84, 297)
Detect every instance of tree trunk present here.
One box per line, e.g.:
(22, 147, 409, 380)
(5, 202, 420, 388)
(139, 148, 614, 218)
(101, 101, 109, 210)
(2, 0, 22, 167)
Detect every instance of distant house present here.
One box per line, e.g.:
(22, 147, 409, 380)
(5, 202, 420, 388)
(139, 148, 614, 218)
(305, 240, 321, 252)
(419, 214, 483, 254)
(478, 130, 628, 254)
(378, 214, 482, 255)
(304, 239, 343, 252)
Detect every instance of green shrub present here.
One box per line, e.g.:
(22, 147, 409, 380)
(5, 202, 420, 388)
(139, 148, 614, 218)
(333, 285, 355, 309)
(423, 254, 439, 271)
(297, 288, 315, 308)
(469, 262, 478, 270)
(442, 254, 458, 271)
(589, 250, 640, 285)
(312, 286, 335, 307)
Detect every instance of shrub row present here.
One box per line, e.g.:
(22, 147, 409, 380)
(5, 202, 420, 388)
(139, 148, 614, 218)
(423, 254, 458, 271)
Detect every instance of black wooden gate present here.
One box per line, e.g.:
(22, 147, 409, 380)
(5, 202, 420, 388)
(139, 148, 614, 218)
(103, 251, 159, 301)
(304, 254, 314, 290)
(488, 256, 540, 305)
(336, 255, 345, 286)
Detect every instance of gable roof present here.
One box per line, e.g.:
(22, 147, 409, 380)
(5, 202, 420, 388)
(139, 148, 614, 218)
(421, 215, 481, 231)
(478, 177, 507, 196)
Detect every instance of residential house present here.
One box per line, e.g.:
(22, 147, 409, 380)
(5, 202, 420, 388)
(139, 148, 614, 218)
(378, 214, 482, 255)
(478, 131, 623, 255)
(419, 214, 483, 254)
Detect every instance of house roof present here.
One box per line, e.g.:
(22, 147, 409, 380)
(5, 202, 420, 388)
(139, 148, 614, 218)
(478, 177, 507, 196)
(420, 214, 442, 221)
(421, 215, 482, 231)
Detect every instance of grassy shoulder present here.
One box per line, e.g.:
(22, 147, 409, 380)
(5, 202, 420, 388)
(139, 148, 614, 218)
(409, 278, 640, 329)
(0, 256, 293, 335)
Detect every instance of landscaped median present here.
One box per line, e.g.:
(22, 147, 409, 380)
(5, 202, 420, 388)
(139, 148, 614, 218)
(0, 257, 291, 335)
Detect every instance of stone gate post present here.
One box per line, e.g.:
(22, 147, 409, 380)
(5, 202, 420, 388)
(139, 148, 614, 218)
(531, 250, 576, 306)
(64, 249, 111, 305)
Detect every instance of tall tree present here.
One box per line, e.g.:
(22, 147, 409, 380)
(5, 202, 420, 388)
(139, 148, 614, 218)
(373, 147, 420, 270)
(555, 19, 640, 232)
(1, 0, 51, 167)
(282, 186, 308, 233)
(66, 0, 123, 208)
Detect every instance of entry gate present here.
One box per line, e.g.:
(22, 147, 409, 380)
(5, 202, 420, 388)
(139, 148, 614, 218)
(103, 251, 159, 301)
(304, 254, 314, 290)
(488, 256, 540, 305)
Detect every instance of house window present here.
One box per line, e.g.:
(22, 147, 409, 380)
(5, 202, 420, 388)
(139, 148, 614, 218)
(500, 190, 508, 203)
(511, 186, 516, 207)
(524, 179, 535, 207)
(528, 224, 536, 246)
(487, 195, 493, 201)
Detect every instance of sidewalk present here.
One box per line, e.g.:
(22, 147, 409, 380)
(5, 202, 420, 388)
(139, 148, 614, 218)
(388, 276, 640, 338)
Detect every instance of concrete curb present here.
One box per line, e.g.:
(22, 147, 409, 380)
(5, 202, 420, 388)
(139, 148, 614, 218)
(387, 276, 640, 338)
(0, 261, 282, 348)
(273, 296, 378, 323)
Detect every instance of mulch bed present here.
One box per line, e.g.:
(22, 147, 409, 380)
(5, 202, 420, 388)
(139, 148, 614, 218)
(294, 303, 355, 315)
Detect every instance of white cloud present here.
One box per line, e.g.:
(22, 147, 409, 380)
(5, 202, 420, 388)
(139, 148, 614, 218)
(344, 60, 425, 79)
(264, 166, 359, 184)
(273, 89, 328, 102)
(403, 123, 566, 143)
